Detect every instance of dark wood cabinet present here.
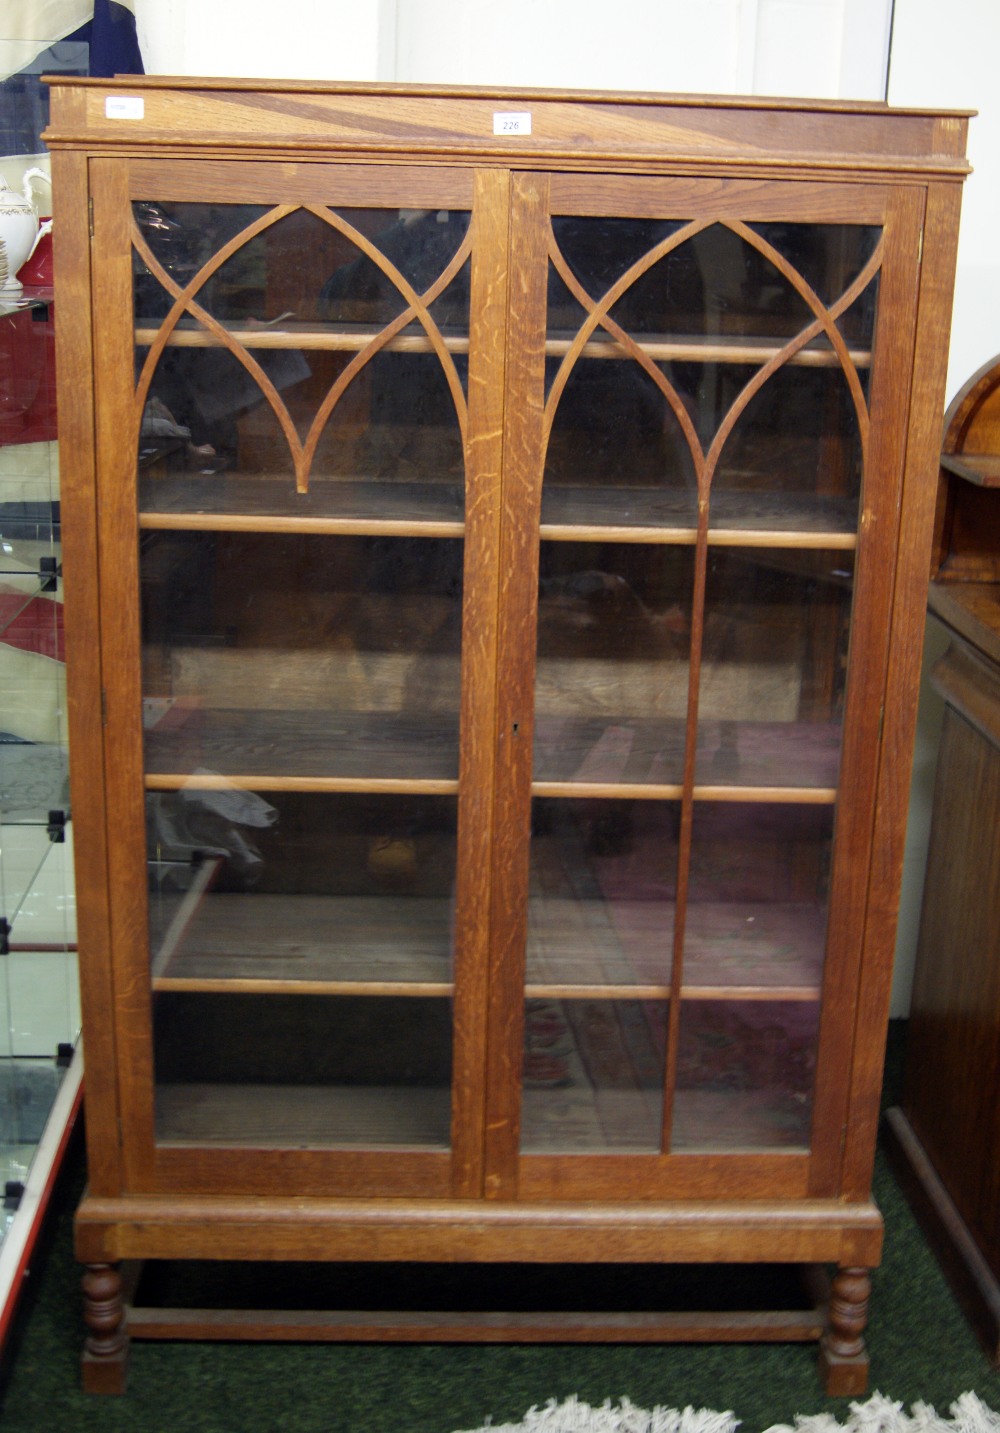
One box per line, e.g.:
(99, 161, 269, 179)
(44, 77, 969, 1394)
(887, 354, 1000, 1367)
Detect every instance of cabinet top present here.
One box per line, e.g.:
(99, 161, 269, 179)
(42, 76, 971, 179)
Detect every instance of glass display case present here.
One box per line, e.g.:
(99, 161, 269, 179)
(45, 77, 969, 1396)
(0, 289, 80, 1276)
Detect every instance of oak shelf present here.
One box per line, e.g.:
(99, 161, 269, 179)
(134, 319, 871, 370)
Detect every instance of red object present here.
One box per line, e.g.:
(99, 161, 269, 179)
(16, 224, 53, 287)
(0, 299, 56, 445)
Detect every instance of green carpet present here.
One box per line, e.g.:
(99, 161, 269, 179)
(1, 1022, 998, 1433)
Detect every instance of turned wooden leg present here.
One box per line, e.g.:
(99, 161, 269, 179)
(81, 1262, 129, 1395)
(818, 1265, 871, 1396)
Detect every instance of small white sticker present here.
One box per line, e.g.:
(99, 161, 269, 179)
(105, 96, 145, 120)
(493, 111, 532, 136)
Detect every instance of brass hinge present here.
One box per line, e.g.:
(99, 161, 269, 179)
(88, 196, 94, 239)
(101, 687, 108, 725)
(917, 228, 924, 266)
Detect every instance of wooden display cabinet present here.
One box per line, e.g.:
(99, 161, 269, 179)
(886, 355, 1000, 1365)
(43, 78, 969, 1394)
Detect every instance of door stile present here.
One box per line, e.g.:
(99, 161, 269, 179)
(89, 158, 161, 1188)
(806, 185, 926, 1196)
(450, 167, 512, 1197)
(481, 172, 551, 1200)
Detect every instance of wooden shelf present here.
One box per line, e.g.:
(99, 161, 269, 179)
(928, 583, 1000, 668)
(135, 320, 870, 370)
(151, 893, 454, 994)
(141, 713, 838, 798)
(940, 453, 1000, 489)
(143, 710, 460, 791)
(136, 476, 858, 549)
(540, 488, 858, 547)
(526, 898, 824, 1000)
(520, 1085, 811, 1155)
(148, 883, 823, 1001)
(155, 1083, 451, 1150)
(155, 1080, 808, 1156)
(532, 716, 840, 798)
(138, 475, 465, 535)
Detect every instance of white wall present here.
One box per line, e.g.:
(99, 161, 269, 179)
(135, 0, 893, 100)
(885, 0, 1000, 1013)
(134, 0, 397, 81)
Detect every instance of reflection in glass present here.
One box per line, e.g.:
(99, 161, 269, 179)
(147, 790, 458, 986)
(747, 223, 881, 323)
(520, 998, 666, 1154)
(533, 542, 693, 786)
(673, 998, 818, 1152)
(684, 802, 833, 994)
(134, 203, 471, 329)
(543, 357, 698, 514)
(549, 218, 880, 342)
(712, 362, 865, 523)
(153, 993, 452, 1149)
(527, 798, 679, 989)
(133, 201, 470, 517)
(140, 531, 464, 783)
(695, 548, 854, 790)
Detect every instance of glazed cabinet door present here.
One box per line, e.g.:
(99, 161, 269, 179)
(484, 173, 926, 1201)
(89, 159, 509, 1198)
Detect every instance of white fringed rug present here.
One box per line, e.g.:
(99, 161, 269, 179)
(451, 1392, 1000, 1433)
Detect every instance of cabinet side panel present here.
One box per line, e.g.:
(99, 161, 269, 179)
(51, 149, 123, 1195)
(840, 180, 966, 1201)
(904, 697, 1000, 1275)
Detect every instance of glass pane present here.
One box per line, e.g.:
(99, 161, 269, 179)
(746, 223, 881, 317)
(520, 997, 666, 1154)
(543, 218, 880, 537)
(148, 790, 457, 983)
(527, 797, 678, 990)
(674, 998, 818, 1152)
(684, 801, 833, 994)
(134, 201, 470, 521)
(153, 993, 452, 1150)
(712, 362, 864, 532)
(533, 542, 694, 787)
(542, 358, 698, 529)
(140, 531, 463, 784)
(134, 203, 471, 328)
(695, 548, 854, 791)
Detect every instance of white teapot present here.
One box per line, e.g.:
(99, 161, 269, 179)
(0, 167, 53, 298)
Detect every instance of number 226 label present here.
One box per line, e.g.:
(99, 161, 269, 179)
(493, 111, 532, 136)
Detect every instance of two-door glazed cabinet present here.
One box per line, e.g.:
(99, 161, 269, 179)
(43, 77, 969, 1393)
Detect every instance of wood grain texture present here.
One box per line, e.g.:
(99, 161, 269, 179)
(903, 691, 1000, 1278)
(74, 1191, 883, 1265)
(806, 185, 926, 1197)
(840, 180, 965, 1201)
(44, 80, 970, 178)
(46, 82, 964, 1381)
(50, 148, 124, 1197)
